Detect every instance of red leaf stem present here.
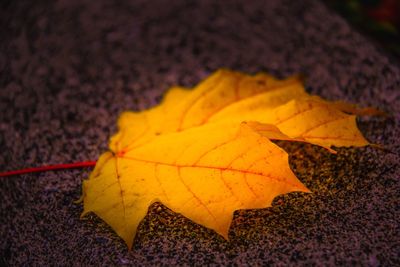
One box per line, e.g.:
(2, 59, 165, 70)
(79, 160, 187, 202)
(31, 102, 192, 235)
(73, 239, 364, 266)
(0, 161, 97, 177)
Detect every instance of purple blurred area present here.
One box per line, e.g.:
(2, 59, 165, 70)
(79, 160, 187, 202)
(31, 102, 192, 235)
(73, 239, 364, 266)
(0, 0, 399, 265)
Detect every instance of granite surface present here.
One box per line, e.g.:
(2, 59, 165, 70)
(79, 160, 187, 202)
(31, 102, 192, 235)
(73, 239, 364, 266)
(1, 0, 399, 265)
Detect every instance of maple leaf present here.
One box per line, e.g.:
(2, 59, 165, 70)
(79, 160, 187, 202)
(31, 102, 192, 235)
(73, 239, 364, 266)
(81, 69, 373, 249)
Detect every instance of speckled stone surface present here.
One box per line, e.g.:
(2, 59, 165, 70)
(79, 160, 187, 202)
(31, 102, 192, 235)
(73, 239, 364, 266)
(1, 0, 399, 265)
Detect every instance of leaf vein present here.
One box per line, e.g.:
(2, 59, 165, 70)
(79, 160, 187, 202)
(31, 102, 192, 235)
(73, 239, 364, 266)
(177, 167, 218, 223)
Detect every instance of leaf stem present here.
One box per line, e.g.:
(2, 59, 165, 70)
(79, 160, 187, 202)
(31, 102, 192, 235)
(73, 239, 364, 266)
(0, 161, 97, 177)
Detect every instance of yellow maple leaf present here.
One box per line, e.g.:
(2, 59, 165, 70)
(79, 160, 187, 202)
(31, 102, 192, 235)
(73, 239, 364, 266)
(81, 69, 373, 249)
(109, 70, 306, 152)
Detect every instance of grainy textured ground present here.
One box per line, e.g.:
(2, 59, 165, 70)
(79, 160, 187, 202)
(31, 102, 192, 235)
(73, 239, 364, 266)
(1, 0, 399, 266)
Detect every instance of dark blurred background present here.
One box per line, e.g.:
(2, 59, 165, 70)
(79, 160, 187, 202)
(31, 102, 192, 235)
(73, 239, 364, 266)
(324, 0, 400, 58)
